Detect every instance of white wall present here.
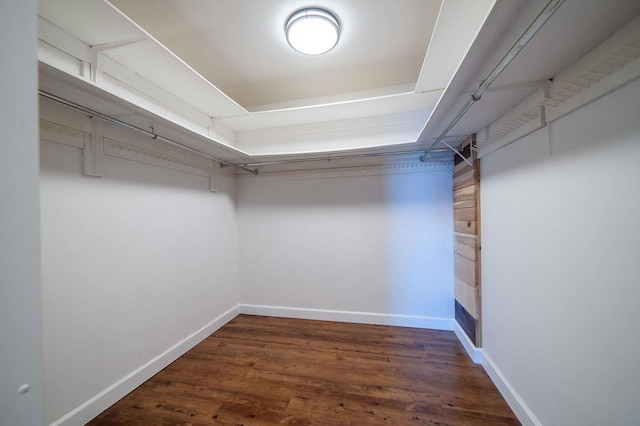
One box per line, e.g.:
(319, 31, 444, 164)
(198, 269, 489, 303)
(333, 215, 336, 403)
(480, 78, 640, 425)
(237, 168, 454, 328)
(0, 0, 44, 425)
(40, 130, 240, 424)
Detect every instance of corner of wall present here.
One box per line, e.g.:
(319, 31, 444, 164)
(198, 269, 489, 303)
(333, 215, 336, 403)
(453, 321, 483, 364)
(49, 305, 240, 426)
(239, 304, 454, 331)
(453, 322, 539, 425)
(480, 351, 541, 426)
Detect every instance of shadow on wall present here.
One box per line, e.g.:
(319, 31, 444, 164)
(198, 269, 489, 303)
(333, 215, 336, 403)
(482, 83, 640, 183)
(39, 138, 229, 194)
(384, 171, 454, 319)
(236, 169, 454, 321)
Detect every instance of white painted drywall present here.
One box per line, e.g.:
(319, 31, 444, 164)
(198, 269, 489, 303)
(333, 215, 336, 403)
(481, 78, 640, 425)
(237, 169, 454, 325)
(0, 1, 44, 425)
(40, 134, 240, 424)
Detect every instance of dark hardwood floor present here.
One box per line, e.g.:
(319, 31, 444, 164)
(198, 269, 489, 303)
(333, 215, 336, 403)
(89, 315, 520, 425)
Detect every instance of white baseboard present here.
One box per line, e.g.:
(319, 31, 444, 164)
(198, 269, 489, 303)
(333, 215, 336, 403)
(452, 324, 541, 425)
(481, 351, 541, 426)
(239, 304, 454, 331)
(50, 304, 453, 426)
(49, 305, 240, 426)
(453, 321, 483, 364)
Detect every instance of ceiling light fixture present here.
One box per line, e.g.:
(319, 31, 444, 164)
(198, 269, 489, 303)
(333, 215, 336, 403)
(285, 7, 341, 55)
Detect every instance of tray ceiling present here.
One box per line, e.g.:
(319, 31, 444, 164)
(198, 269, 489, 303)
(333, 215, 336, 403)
(36, 0, 640, 162)
(37, 0, 493, 156)
(109, 0, 441, 111)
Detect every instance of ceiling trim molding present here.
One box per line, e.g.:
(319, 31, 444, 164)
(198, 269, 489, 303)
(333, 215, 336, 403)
(35, 2, 446, 159)
(235, 160, 451, 183)
(235, 110, 430, 155)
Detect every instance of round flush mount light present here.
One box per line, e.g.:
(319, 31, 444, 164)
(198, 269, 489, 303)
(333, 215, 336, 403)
(285, 7, 341, 55)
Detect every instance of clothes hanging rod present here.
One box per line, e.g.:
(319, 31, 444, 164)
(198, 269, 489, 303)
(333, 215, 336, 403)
(420, 0, 565, 165)
(40, 90, 452, 172)
(38, 90, 259, 175)
(235, 148, 450, 167)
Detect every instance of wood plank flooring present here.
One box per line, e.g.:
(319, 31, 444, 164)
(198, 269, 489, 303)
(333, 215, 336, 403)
(89, 315, 520, 425)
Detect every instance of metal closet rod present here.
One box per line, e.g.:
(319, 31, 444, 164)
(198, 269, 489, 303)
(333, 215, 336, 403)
(235, 148, 450, 167)
(40, 90, 451, 172)
(38, 90, 259, 175)
(420, 0, 565, 164)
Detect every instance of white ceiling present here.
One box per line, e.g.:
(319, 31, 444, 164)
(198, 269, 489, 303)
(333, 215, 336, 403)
(108, 0, 442, 111)
(36, 0, 640, 162)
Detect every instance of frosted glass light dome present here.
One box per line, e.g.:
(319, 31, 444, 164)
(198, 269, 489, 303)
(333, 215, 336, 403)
(285, 8, 341, 55)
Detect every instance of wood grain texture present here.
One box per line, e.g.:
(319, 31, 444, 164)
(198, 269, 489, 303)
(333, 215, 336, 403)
(454, 161, 474, 176)
(453, 136, 481, 345)
(453, 185, 475, 202)
(88, 315, 519, 425)
(454, 253, 476, 286)
(455, 276, 478, 319)
(453, 207, 476, 222)
(474, 159, 482, 346)
(453, 177, 476, 192)
(454, 220, 477, 234)
(452, 169, 475, 185)
(455, 235, 476, 262)
(453, 199, 475, 209)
